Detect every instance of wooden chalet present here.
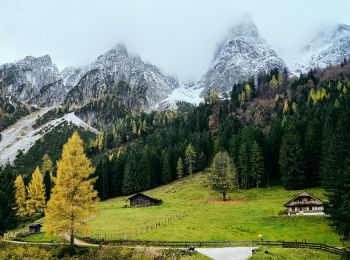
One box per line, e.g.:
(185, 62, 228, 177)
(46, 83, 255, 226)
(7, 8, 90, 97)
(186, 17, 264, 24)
(28, 223, 43, 233)
(284, 191, 325, 215)
(128, 193, 162, 207)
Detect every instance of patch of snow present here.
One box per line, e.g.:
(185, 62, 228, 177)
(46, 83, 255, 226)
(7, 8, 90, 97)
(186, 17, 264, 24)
(0, 110, 98, 166)
(153, 82, 204, 110)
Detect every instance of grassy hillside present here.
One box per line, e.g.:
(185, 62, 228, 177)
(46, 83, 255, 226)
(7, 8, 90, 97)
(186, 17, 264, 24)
(84, 173, 340, 245)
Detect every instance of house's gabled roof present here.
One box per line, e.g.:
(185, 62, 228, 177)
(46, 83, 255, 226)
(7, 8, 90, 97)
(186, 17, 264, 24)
(28, 223, 43, 228)
(284, 191, 325, 207)
(128, 193, 162, 202)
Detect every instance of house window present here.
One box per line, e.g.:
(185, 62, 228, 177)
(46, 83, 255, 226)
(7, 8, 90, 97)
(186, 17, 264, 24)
(309, 207, 312, 211)
(292, 207, 295, 211)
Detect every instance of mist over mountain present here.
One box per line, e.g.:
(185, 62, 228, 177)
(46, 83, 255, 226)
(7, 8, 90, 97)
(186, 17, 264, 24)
(289, 24, 350, 74)
(1, 19, 350, 111)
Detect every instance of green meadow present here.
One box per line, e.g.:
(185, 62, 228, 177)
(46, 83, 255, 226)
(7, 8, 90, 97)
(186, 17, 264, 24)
(83, 173, 340, 245)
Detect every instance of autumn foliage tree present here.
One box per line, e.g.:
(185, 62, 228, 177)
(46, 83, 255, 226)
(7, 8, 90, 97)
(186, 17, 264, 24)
(26, 167, 45, 215)
(15, 175, 27, 217)
(41, 153, 53, 201)
(185, 144, 196, 177)
(45, 132, 98, 248)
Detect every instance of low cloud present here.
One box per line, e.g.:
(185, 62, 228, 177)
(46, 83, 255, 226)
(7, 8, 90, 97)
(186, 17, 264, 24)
(0, 0, 349, 81)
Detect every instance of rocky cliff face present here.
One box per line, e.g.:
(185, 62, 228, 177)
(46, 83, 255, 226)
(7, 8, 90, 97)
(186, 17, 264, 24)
(0, 55, 63, 105)
(290, 24, 350, 74)
(197, 20, 287, 94)
(0, 44, 179, 108)
(65, 44, 179, 108)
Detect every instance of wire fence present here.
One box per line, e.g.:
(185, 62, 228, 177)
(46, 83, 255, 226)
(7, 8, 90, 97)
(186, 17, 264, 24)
(80, 210, 192, 241)
(74, 238, 350, 257)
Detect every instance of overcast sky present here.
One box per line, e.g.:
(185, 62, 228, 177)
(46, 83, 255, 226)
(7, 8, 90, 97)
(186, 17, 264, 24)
(1, 0, 350, 81)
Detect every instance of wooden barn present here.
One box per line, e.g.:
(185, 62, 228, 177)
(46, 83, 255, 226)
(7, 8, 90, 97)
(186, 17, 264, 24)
(28, 223, 43, 233)
(128, 193, 162, 207)
(284, 191, 325, 215)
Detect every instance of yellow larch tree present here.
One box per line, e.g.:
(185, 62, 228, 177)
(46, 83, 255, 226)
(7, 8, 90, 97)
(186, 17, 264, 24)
(26, 167, 46, 215)
(185, 143, 196, 177)
(14, 175, 27, 217)
(269, 75, 279, 89)
(41, 153, 53, 176)
(45, 132, 98, 248)
(283, 100, 289, 114)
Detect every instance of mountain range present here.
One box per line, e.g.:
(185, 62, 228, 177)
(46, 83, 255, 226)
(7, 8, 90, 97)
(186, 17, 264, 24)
(1, 20, 350, 110)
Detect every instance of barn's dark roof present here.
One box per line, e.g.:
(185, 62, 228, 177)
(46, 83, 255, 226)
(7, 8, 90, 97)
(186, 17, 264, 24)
(28, 223, 43, 228)
(128, 193, 162, 202)
(284, 191, 324, 207)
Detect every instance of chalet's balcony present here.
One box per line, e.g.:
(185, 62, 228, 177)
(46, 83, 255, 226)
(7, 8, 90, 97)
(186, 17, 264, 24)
(288, 210, 324, 215)
(287, 201, 323, 206)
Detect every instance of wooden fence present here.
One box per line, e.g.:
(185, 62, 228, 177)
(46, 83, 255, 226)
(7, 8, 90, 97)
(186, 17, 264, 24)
(76, 237, 349, 257)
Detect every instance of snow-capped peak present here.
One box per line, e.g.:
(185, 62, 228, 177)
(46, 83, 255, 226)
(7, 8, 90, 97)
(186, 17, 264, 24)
(290, 23, 350, 74)
(198, 19, 286, 94)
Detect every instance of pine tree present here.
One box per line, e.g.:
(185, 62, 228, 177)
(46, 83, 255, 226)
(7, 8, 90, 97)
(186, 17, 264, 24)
(238, 142, 250, 188)
(176, 157, 184, 179)
(108, 153, 125, 197)
(304, 118, 321, 187)
(208, 151, 238, 200)
(325, 159, 350, 238)
(98, 132, 105, 152)
(161, 151, 172, 184)
(45, 132, 98, 248)
(132, 120, 137, 135)
(26, 167, 46, 215)
(0, 164, 18, 234)
(95, 157, 111, 200)
(266, 119, 282, 181)
(279, 130, 306, 189)
(122, 151, 147, 194)
(185, 144, 196, 177)
(43, 171, 52, 202)
(250, 141, 264, 188)
(15, 175, 27, 217)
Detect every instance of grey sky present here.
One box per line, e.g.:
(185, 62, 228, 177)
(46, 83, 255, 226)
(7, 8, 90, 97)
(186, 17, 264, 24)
(1, 0, 350, 81)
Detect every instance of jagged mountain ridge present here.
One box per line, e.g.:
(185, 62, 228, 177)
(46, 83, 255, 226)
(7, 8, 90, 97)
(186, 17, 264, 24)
(65, 44, 179, 108)
(0, 55, 64, 105)
(0, 44, 179, 108)
(290, 24, 350, 74)
(197, 20, 287, 94)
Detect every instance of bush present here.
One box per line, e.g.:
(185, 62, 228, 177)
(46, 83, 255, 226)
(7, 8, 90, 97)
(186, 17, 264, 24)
(278, 209, 288, 215)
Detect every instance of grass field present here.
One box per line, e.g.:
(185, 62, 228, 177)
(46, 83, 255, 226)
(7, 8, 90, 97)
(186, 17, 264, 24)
(249, 247, 342, 259)
(82, 173, 341, 245)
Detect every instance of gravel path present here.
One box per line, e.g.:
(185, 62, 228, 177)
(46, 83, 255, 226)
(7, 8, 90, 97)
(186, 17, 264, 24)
(196, 247, 257, 260)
